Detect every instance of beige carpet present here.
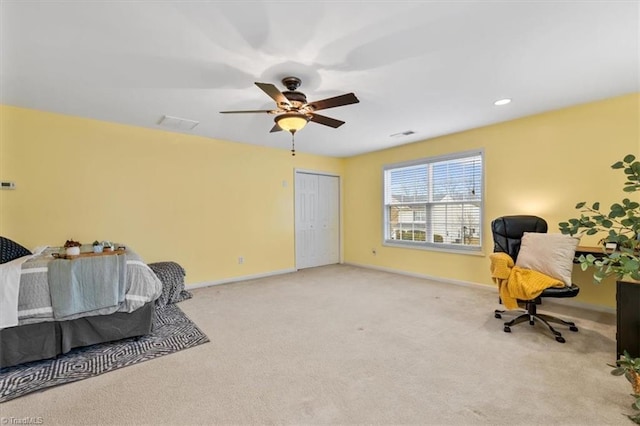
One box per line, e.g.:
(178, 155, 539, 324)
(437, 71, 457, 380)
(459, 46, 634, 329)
(0, 265, 630, 425)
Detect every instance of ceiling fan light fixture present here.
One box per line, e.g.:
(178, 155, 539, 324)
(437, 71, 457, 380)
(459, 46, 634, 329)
(220, 76, 359, 156)
(275, 112, 309, 133)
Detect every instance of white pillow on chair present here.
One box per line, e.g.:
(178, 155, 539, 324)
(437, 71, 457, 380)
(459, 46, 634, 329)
(515, 232, 580, 286)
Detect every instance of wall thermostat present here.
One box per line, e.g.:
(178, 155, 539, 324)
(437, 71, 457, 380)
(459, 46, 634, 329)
(1, 181, 16, 190)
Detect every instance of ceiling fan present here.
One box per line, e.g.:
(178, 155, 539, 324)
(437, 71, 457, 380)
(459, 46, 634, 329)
(220, 76, 359, 155)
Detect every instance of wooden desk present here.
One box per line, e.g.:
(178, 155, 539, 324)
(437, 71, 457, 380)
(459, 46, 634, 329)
(575, 245, 614, 258)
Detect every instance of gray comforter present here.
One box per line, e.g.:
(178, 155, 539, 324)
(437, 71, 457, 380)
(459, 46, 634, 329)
(17, 246, 162, 325)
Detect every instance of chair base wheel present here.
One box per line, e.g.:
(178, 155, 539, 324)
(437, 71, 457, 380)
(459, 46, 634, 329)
(499, 310, 577, 342)
(495, 313, 502, 319)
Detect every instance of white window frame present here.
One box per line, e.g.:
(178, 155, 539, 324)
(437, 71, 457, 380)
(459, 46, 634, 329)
(382, 149, 484, 254)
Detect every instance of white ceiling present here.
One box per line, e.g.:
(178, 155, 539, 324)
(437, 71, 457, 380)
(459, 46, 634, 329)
(1, 1, 638, 157)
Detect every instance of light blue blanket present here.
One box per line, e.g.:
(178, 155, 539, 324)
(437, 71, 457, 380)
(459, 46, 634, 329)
(48, 254, 127, 319)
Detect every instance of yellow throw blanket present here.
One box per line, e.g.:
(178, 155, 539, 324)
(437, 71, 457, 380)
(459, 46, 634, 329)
(489, 252, 565, 310)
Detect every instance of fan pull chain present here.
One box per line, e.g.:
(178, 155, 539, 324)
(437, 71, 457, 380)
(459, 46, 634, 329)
(290, 131, 296, 156)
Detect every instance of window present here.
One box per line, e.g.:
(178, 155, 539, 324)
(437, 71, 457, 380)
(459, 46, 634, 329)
(383, 151, 483, 251)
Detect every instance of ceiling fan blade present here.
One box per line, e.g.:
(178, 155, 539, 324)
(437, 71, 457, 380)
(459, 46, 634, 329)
(270, 123, 283, 133)
(309, 113, 345, 128)
(219, 109, 277, 114)
(255, 82, 291, 108)
(307, 93, 359, 111)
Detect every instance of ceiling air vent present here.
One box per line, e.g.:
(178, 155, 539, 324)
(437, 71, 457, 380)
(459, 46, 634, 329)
(158, 115, 199, 131)
(390, 130, 415, 137)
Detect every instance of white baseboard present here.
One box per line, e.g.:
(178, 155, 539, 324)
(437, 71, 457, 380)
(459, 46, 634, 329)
(187, 268, 297, 290)
(344, 261, 492, 290)
(344, 262, 616, 315)
(544, 297, 615, 314)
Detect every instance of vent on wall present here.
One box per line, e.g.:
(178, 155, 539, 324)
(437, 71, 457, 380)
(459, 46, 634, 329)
(157, 115, 199, 131)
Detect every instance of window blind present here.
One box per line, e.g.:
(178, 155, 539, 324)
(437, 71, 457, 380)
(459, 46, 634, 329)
(383, 151, 483, 251)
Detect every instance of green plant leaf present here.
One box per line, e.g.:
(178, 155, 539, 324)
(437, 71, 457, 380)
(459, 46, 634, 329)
(610, 209, 626, 218)
(624, 186, 637, 192)
(592, 202, 600, 210)
(612, 161, 625, 169)
(576, 202, 586, 209)
(627, 412, 640, 424)
(627, 259, 640, 271)
(624, 154, 637, 163)
(594, 269, 606, 282)
(626, 371, 635, 383)
(611, 367, 626, 376)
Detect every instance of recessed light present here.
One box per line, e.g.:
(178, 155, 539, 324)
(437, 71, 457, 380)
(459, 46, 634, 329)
(494, 98, 512, 106)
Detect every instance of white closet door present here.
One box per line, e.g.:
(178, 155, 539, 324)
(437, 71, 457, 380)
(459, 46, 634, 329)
(295, 172, 340, 269)
(317, 174, 340, 265)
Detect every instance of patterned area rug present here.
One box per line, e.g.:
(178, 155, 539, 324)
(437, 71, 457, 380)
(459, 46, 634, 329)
(0, 304, 209, 403)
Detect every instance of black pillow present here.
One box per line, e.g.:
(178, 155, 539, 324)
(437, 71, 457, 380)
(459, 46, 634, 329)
(0, 237, 32, 264)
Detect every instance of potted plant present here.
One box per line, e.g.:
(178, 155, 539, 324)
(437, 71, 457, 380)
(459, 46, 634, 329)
(63, 239, 82, 256)
(102, 241, 114, 252)
(559, 154, 640, 283)
(92, 240, 104, 253)
(560, 154, 640, 422)
(609, 351, 640, 423)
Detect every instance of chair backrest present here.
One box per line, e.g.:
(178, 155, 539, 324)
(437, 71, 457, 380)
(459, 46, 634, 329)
(491, 216, 547, 261)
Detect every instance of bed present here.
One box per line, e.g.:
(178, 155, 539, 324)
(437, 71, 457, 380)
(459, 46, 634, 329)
(0, 239, 162, 368)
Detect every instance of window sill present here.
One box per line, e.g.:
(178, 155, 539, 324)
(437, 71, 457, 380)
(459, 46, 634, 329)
(382, 240, 486, 256)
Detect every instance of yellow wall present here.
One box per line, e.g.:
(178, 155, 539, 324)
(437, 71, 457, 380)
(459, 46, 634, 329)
(2, 94, 638, 309)
(343, 93, 640, 309)
(0, 105, 344, 284)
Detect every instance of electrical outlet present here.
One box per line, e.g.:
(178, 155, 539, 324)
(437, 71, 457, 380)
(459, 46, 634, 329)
(0, 181, 16, 190)
(238, 257, 244, 264)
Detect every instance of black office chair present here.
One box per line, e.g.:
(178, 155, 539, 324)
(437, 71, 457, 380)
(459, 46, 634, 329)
(491, 215, 580, 343)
